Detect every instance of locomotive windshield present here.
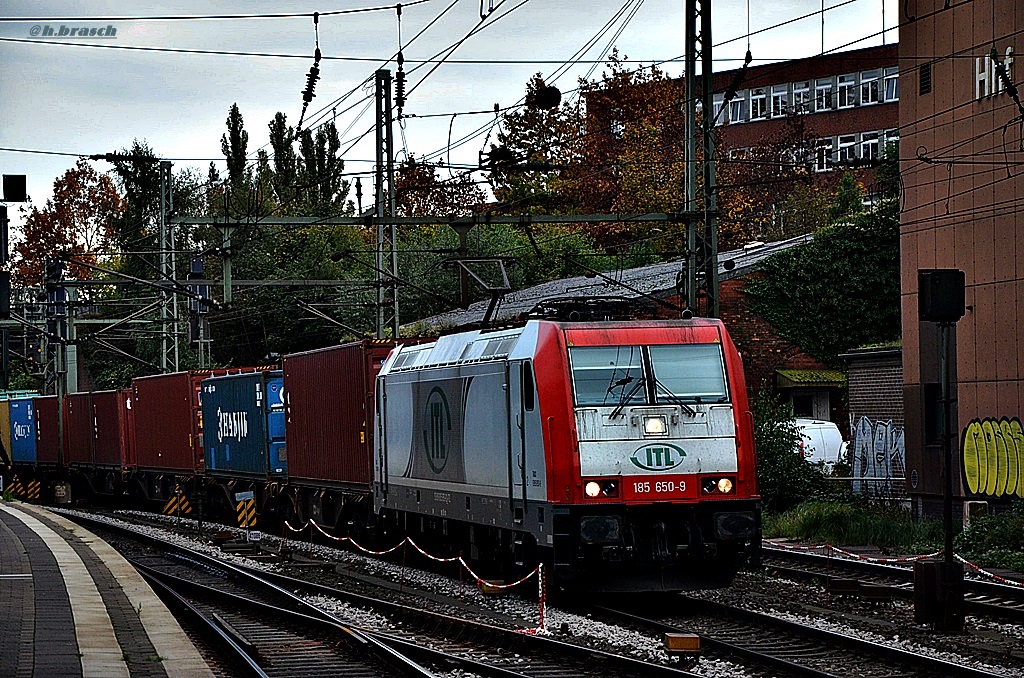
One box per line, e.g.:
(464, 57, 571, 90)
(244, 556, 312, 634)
(569, 346, 646, 407)
(569, 344, 728, 407)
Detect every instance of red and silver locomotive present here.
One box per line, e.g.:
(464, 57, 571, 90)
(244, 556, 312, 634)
(375, 318, 759, 591)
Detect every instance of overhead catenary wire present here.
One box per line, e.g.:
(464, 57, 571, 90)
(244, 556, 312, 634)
(0, 2, 436, 22)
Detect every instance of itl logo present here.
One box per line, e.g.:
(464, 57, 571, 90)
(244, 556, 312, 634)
(630, 443, 686, 471)
(976, 47, 1014, 100)
(423, 387, 451, 473)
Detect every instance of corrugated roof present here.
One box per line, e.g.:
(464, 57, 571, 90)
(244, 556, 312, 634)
(776, 369, 847, 387)
(407, 233, 813, 330)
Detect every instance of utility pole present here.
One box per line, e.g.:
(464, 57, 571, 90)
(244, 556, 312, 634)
(684, 0, 719, 318)
(374, 69, 399, 338)
(159, 160, 179, 372)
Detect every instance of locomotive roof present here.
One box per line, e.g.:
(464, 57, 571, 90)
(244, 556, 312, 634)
(388, 318, 726, 372)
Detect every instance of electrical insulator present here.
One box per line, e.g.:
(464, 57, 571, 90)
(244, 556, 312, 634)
(395, 52, 407, 113)
(302, 62, 321, 103)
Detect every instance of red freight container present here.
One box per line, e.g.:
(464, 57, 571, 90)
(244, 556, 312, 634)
(133, 369, 261, 473)
(34, 396, 60, 466)
(93, 390, 129, 468)
(64, 393, 95, 466)
(283, 340, 425, 488)
(120, 388, 137, 468)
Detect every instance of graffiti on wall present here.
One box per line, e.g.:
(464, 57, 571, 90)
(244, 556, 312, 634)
(851, 416, 906, 497)
(961, 417, 1024, 498)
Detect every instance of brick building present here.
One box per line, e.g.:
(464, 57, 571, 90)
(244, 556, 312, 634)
(842, 346, 906, 497)
(901, 0, 1024, 514)
(711, 43, 900, 183)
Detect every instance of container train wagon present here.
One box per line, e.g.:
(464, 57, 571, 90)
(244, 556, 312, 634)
(5, 319, 760, 592)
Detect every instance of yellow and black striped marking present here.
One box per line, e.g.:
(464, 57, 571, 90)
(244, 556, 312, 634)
(10, 477, 25, 497)
(26, 480, 41, 501)
(162, 491, 192, 515)
(236, 498, 257, 528)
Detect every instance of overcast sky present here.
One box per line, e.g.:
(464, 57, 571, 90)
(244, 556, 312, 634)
(0, 0, 898, 226)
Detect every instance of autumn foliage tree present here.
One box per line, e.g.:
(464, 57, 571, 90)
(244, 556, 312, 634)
(14, 158, 123, 284)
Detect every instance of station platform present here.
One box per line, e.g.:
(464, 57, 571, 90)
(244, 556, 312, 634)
(0, 501, 213, 677)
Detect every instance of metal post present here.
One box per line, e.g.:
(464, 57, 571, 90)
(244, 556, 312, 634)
(158, 160, 178, 372)
(700, 1, 719, 319)
(939, 321, 964, 633)
(374, 70, 399, 338)
(684, 0, 718, 318)
(220, 224, 234, 306)
(66, 288, 77, 392)
(684, 0, 697, 313)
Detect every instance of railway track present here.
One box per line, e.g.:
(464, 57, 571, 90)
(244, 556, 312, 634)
(761, 546, 1024, 623)
(596, 593, 1004, 678)
(67, 512, 700, 678)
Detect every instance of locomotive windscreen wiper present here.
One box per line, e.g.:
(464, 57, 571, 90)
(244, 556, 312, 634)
(652, 377, 697, 416)
(609, 376, 646, 419)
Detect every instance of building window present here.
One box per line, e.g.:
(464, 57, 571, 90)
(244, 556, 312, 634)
(750, 88, 767, 119)
(771, 84, 788, 117)
(792, 81, 811, 113)
(860, 70, 880, 105)
(713, 94, 724, 125)
(860, 131, 880, 160)
(815, 78, 833, 111)
(884, 67, 899, 101)
(791, 393, 814, 418)
(729, 97, 746, 123)
(610, 109, 624, 140)
(838, 74, 857, 108)
(838, 134, 858, 162)
(815, 138, 834, 172)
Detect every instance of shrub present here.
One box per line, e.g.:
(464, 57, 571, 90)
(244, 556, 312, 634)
(955, 502, 1024, 571)
(764, 499, 942, 551)
(753, 390, 824, 513)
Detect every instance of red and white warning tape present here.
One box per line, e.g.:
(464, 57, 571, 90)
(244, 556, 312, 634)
(764, 540, 940, 564)
(955, 554, 1024, 588)
(283, 518, 547, 628)
(764, 540, 1024, 586)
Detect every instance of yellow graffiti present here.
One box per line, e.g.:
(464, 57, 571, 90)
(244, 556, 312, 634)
(963, 417, 1024, 498)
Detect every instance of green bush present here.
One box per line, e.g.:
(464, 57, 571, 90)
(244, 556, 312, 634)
(764, 500, 942, 551)
(956, 503, 1024, 571)
(753, 390, 824, 513)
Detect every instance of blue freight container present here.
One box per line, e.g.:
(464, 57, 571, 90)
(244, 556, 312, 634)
(201, 371, 287, 477)
(9, 397, 37, 463)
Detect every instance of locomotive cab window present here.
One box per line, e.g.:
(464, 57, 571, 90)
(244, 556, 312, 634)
(569, 344, 728, 407)
(569, 346, 645, 407)
(649, 344, 728, 403)
(521, 361, 535, 411)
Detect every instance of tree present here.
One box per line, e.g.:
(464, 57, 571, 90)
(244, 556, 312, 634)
(395, 157, 485, 217)
(742, 198, 901, 366)
(269, 112, 299, 206)
(486, 73, 581, 215)
(221, 103, 250, 190)
(829, 172, 865, 222)
(295, 122, 350, 215)
(13, 158, 123, 283)
(752, 389, 823, 513)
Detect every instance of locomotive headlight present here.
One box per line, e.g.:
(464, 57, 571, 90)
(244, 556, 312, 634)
(585, 481, 602, 498)
(643, 415, 667, 435)
(717, 477, 734, 494)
